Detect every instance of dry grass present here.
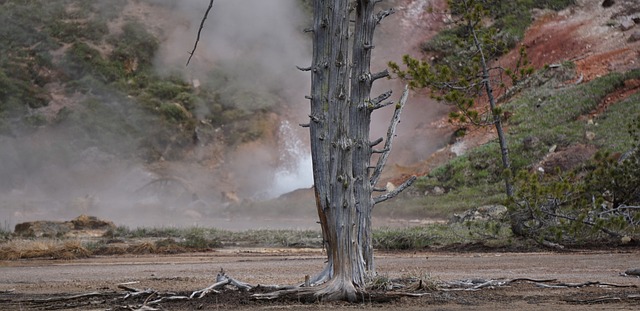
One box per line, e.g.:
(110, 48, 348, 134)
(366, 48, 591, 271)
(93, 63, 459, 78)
(126, 241, 157, 254)
(0, 239, 91, 260)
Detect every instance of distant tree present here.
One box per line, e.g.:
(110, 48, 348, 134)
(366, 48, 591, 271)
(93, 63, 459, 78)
(191, 0, 416, 301)
(389, 0, 533, 200)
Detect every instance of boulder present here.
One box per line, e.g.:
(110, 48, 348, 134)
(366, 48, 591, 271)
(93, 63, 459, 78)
(534, 144, 598, 174)
(620, 18, 636, 31)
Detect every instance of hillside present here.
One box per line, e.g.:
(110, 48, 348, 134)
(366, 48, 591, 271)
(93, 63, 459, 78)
(1, 0, 639, 232)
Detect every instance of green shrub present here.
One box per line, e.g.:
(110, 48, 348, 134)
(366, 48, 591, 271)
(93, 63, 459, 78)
(108, 21, 159, 68)
(63, 41, 123, 82)
(24, 113, 47, 127)
(509, 115, 640, 245)
(148, 81, 189, 100)
(180, 228, 221, 249)
(159, 103, 189, 122)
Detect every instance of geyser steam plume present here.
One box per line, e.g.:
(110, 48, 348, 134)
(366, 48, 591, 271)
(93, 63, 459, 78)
(268, 120, 313, 199)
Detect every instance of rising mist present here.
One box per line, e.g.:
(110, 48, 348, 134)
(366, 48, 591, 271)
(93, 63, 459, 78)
(0, 0, 449, 231)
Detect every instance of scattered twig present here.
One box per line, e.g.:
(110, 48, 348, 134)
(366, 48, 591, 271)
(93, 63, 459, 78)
(622, 268, 640, 277)
(146, 295, 190, 305)
(121, 287, 155, 300)
(568, 296, 623, 304)
(26, 291, 104, 303)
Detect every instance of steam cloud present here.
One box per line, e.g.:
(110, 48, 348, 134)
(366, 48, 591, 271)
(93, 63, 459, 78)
(0, 0, 449, 231)
(0, 0, 314, 230)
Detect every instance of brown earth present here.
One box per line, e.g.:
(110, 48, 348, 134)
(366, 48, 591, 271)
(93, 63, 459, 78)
(1, 249, 640, 310)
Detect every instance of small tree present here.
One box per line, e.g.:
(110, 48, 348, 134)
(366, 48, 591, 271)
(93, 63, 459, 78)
(389, 0, 533, 200)
(510, 115, 640, 245)
(191, 0, 416, 301)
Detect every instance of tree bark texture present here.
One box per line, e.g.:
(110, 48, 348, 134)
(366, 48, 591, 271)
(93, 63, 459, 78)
(307, 0, 401, 301)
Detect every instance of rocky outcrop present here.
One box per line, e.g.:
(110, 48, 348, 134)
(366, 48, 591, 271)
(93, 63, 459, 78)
(14, 215, 116, 238)
(449, 205, 508, 223)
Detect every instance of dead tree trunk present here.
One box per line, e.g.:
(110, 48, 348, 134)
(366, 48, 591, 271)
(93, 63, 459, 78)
(305, 0, 414, 301)
(190, 0, 415, 302)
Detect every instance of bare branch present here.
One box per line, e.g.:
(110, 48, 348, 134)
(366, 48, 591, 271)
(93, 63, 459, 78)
(296, 65, 312, 71)
(186, 0, 215, 66)
(370, 137, 383, 147)
(309, 114, 320, 123)
(370, 85, 410, 187)
(374, 176, 417, 204)
(371, 69, 389, 82)
(300, 123, 310, 128)
(371, 148, 389, 154)
(369, 90, 393, 106)
(375, 8, 395, 24)
(370, 100, 395, 110)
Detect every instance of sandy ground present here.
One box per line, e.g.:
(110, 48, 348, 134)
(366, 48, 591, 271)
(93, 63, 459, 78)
(1, 248, 639, 310)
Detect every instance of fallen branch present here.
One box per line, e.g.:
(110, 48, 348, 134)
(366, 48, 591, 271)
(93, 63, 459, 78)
(622, 268, 640, 277)
(442, 278, 558, 290)
(535, 281, 637, 289)
(191, 268, 254, 299)
(26, 291, 105, 303)
(569, 296, 623, 304)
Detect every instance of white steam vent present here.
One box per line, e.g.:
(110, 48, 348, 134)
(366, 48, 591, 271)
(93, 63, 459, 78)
(268, 120, 313, 198)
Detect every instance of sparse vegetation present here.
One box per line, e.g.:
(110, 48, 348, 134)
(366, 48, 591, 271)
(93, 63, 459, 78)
(0, 0, 280, 159)
(423, 0, 575, 66)
(508, 114, 640, 245)
(0, 222, 521, 260)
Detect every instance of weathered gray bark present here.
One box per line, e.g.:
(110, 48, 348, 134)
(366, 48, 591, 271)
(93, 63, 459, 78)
(189, 0, 414, 302)
(306, 0, 413, 301)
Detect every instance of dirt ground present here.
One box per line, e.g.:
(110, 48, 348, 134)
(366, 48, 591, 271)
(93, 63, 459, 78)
(1, 248, 639, 310)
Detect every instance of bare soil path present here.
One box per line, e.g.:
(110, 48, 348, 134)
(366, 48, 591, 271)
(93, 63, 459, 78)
(1, 249, 639, 310)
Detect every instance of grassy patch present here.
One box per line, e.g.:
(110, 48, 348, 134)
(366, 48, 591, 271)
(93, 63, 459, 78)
(376, 184, 505, 220)
(373, 221, 513, 250)
(103, 226, 323, 249)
